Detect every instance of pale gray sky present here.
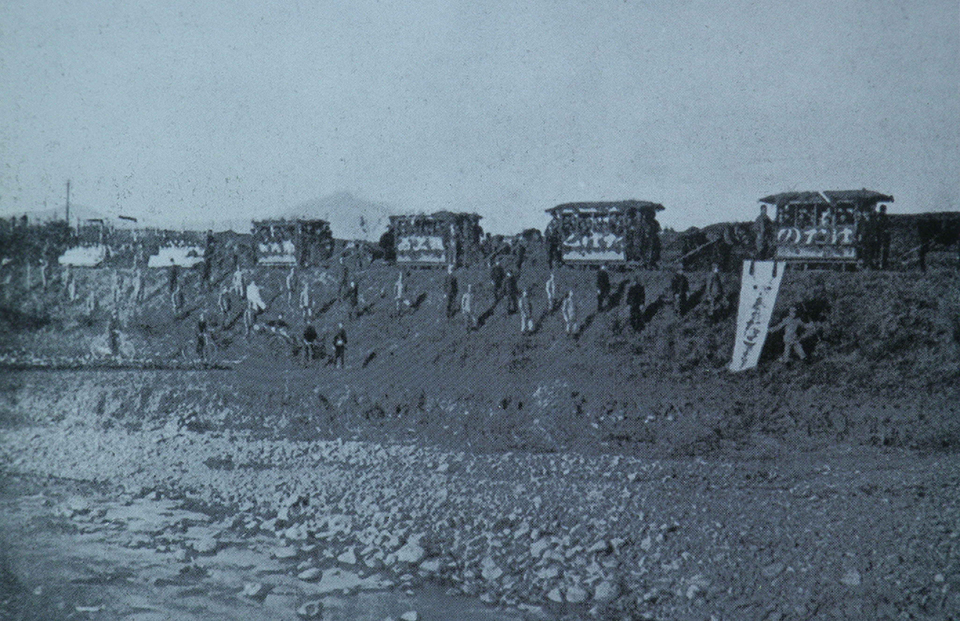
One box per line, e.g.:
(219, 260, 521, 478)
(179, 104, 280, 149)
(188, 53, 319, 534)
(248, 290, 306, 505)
(1, 0, 957, 234)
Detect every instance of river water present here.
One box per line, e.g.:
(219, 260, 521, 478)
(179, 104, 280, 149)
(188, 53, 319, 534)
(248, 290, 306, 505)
(0, 476, 530, 621)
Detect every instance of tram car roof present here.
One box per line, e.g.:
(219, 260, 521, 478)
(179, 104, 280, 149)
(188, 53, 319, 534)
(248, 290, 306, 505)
(388, 211, 482, 223)
(759, 190, 894, 208)
(252, 217, 331, 227)
(545, 200, 665, 216)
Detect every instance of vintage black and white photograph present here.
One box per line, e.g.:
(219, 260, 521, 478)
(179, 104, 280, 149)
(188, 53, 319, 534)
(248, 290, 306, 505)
(1, 1, 958, 619)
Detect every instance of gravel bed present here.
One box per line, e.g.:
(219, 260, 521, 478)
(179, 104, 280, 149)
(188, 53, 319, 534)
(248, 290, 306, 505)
(3, 418, 957, 620)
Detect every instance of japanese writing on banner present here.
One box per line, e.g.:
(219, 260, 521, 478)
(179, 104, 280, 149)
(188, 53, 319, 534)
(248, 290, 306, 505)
(729, 260, 784, 372)
(396, 235, 447, 263)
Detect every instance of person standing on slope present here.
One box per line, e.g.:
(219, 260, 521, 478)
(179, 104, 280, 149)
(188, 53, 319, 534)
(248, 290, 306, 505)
(505, 270, 519, 314)
(545, 271, 556, 312)
(626, 277, 646, 332)
(520, 287, 533, 333)
(671, 266, 689, 317)
(445, 264, 459, 318)
(461, 284, 476, 332)
(333, 322, 347, 369)
(596, 264, 611, 312)
(394, 271, 406, 317)
(770, 305, 811, 363)
(299, 281, 311, 321)
(562, 289, 577, 335)
(704, 263, 724, 320)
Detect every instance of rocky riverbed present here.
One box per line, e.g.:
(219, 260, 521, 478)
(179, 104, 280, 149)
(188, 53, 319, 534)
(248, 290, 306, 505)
(2, 410, 958, 620)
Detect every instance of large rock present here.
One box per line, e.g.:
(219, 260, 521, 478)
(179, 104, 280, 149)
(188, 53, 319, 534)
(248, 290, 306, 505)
(192, 536, 219, 555)
(565, 585, 588, 604)
(594, 580, 620, 602)
(639, 535, 653, 551)
(284, 524, 310, 540)
(242, 582, 269, 600)
(273, 546, 299, 560)
(296, 600, 324, 619)
(587, 540, 610, 554)
(66, 496, 91, 516)
(762, 562, 785, 579)
(395, 537, 426, 565)
(840, 569, 862, 587)
(530, 538, 551, 558)
(480, 557, 504, 582)
(337, 547, 357, 565)
(297, 567, 323, 581)
(419, 558, 442, 573)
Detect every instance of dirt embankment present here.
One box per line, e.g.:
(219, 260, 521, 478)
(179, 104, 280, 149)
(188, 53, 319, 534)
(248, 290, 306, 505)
(2, 256, 959, 456)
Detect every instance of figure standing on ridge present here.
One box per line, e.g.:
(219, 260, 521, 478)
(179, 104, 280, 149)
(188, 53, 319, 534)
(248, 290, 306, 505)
(545, 220, 562, 270)
(218, 285, 231, 319)
(245, 280, 266, 334)
(333, 322, 347, 369)
(515, 241, 526, 272)
(111, 269, 122, 309)
(505, 270, 519, 314)
(671, 266, 689, 316)
(545, 271, 556, 312)
(67, 268, 77, 302)
(39, 254, 48, 291)
(445, 264, 459, 318)
(394, 271, 406, 317)
(231, 265, 244, 297)
(704, 262, 724, 320)
(520, 287, 533, 333)
(876, 204, 891, 270)
(626, 276, 646, 332)
(196, 312, 208, 361)
(770, 305, 811, 363)
(132, 265, 144, 305)
(171, 282, 183, 314)
(108, 311, 121, 357)
(203, 230, 215, 288)
(62, 264, 71, 298)
(346, 280, 359, 319)
(754, 204, 774, 260)
(461, 284, 475, 332)
(596, 264, 611, 312)
(562, 290, 577, 335)
(302, 323, 319, 362)
(168, 257, 180, 295)
(286, 266, 297, 306)
(490, 260, 505, 302)
(299, 281, 311, 321)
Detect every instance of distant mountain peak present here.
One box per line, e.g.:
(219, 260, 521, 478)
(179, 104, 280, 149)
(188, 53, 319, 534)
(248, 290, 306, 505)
(282, 192, 398, 241)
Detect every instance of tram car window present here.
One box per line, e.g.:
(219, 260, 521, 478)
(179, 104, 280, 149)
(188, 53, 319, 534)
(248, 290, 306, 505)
(836, 204, 856, 225)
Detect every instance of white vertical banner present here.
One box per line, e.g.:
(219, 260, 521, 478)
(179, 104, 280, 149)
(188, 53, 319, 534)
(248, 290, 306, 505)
(729, 260, 785, 372)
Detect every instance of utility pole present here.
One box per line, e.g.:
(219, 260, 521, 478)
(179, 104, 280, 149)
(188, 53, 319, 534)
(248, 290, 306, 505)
(65, 180, 71, 224)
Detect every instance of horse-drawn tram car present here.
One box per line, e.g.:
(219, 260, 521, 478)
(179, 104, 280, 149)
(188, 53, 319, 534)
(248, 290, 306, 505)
(252, 218, 334, 267)
(544, 200, 663, 268)
(760, 189, 894, 269)
(388, 212, 483, 267)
